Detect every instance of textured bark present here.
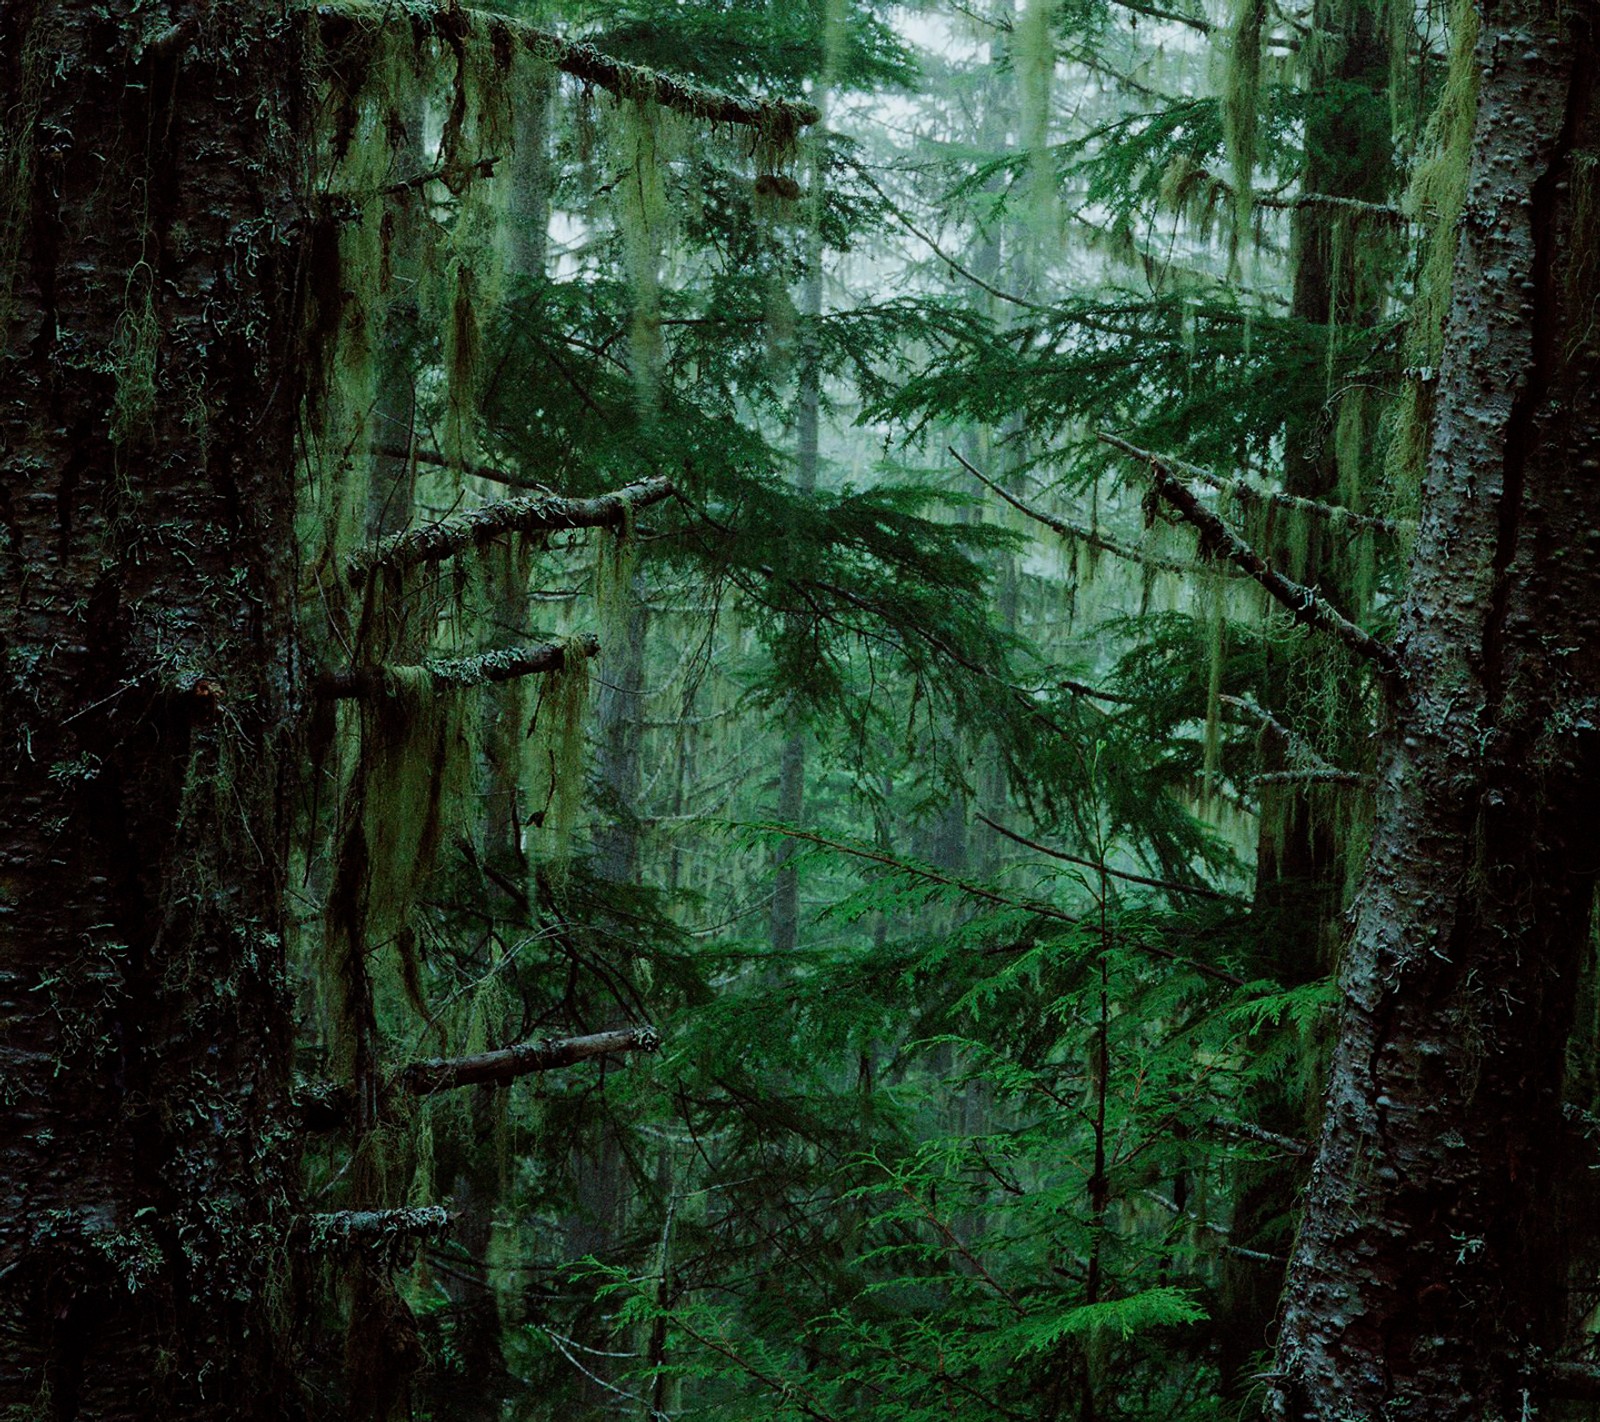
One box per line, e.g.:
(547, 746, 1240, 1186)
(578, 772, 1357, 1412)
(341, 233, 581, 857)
(1271, 8, 1600, 1417)
(316, 632, 599, 699)
(0, 3, 307, 1415)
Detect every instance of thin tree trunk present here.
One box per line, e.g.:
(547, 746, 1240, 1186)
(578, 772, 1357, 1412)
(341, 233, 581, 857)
(1271, 9, 1600, 1416)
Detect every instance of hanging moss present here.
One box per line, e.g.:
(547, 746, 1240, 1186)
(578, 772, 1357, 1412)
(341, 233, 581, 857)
(528, 638, 592, 881)
(1015, 0, 1058, 251)
(1220, 0, 1266, 270)
(0, 13, 47, 338)
(110, 269, 160, 446)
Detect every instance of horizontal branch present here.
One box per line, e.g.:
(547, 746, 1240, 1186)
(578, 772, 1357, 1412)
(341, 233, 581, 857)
(399, 1025, 662, 1095)
(1207, 1116, 1310, 1156)
(373, 443, 557, 494)
(305, 1206, 451, 1250)
(1099, 431, 1402, 678)
(317, 3, 820, 131)
(1251, 769, 1374, 788)
(347, 476, 674, 582)
(1160, 446, 1405, 538)
(297, 1027, 661, 1128)
(975, 811, 1231, 901)
(949, 446, 1196, 575)
(316, 633, 599, 700)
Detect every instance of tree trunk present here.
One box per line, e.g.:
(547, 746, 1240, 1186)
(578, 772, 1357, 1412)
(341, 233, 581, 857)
(1271, 7, 1600, 1417)
(0, 3, 306, 1415)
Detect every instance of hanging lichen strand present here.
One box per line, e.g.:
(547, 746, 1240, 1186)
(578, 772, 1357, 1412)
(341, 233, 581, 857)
(1219, 0, 1265, 270)
(1015, 0, 1057, 260)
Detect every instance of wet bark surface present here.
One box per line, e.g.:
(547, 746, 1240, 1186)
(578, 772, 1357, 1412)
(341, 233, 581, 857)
(1271, 6, 1600, 1417)
(0, 4, 307, 1414)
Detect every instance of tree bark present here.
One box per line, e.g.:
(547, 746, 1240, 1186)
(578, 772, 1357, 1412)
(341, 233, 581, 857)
(1271, 7, 1600, 1417)
(0, 3, 307, 1415)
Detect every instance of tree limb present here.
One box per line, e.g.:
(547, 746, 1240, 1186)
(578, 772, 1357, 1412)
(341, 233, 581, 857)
(400, 1025, 662, 1095)
(317, 3, 820, 131)
(1099, 431, 1402, 678)
(316, 634, 599, 700)
(975, 811, 1232, 901)
(950, 446, 1196, 575)
(1251, 769, 1374, 788)
(347, 476, 673, 582)
(373, 443, 558, 495)
(304, 1207, 451, 1249)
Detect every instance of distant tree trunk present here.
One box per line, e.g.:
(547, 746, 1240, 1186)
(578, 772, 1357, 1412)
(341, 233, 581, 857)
(0, 3, 306, 1415)
(1271, 7, 1600, 1417)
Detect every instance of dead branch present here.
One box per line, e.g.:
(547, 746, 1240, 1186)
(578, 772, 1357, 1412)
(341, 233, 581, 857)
(316, 634, 599, 700)
(373, 443, 558, 494)
(1251, 769, 1375, 788)
(317, 3, 820, 131)
(347, 476, 673, 582)
(1099, 431, 1402, 678)
(400, 1025, 662, 1095)
(1207, 1116, 1310, 1156)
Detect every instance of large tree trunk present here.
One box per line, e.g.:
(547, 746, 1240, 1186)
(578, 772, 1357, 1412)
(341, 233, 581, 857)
(1270, 6, 1600, 1417)
(0, 3, 307, 1417)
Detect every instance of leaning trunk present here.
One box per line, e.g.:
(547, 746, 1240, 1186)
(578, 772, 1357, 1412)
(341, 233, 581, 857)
(1271, 6, 1600, 1417)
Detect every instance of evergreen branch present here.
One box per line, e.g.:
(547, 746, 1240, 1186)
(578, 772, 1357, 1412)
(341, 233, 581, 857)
(347, 477, 673, 582)
(846, 162, 1055, 315)
(975, 812, 1232, 901)
(1106, 0, 1213, 33)
(1099, 432, 1403, 678)
(763, 826, 1247, 988)
(399, 1025, 661, 1094)
(1218, 693, 1327, 764)
(304, 1207, 451, 1248)
(316, 634, 599, 699)
(950, 447, 1196, 575)
(316, 3, 821, 130)
(373, 443, 558, 494)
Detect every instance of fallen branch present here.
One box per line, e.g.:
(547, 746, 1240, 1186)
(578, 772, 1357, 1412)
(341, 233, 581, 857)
(1099, 431, 1402, 678)
(400, 1025, 662, 1095)
(318, 3, 820, 131)
(347, 476, 673, 582)
(317, 634, 599, 700)
(950, 446, 1196, 575)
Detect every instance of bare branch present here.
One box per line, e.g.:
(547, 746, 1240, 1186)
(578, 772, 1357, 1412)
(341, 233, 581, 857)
(1107, 0, 1213, 34)
(317, 3, 820, 131)
(316, 634, 599, 700)
(1207, 1116, 1310, 1157)
(950, 446, 1196, 575)
(347, 476, 674, 582)
(400, 1025, 662, 1095)
(1099, 431, 1402, 678)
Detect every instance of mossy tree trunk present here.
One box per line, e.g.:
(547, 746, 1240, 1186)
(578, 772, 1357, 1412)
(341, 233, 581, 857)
(1270, 6, 1600, 1416)
(0, 2, 307, 1415)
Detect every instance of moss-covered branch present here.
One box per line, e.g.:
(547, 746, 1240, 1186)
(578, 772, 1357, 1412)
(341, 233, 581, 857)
(949, 447, 1195, 575)
(296, 1027, 660, 1128)
(347, 477, 673, 582)
(1098, 431, 1403, 677)
(316, 2, 820, 131)
(1102, 433, 1403, 537)
(400, 1025, 662, 1095)
(317, 633, 599, 700)
(305, 1207, 451, 1249)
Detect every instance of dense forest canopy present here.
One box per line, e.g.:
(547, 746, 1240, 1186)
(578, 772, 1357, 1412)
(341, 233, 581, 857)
(1, 1, 1598, 1419)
